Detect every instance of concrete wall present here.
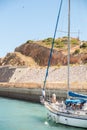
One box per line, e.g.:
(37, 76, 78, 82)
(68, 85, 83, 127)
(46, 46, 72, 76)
(0, 85, 68, 102)
(0, 87, 41, 102)
(0, 65, 87, 83)
(0, 66, 16, 82)
(0, 65, 87, 102)
(0, 86, 87, 103)
(9, 67, 29, 82)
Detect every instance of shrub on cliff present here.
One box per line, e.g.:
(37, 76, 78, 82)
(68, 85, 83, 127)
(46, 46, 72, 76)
(81, 42, 87, 48)
(73, 49, 80, 55)
(55, 40, 64, 48)
(71, 38, 80, 45)
(42, 37, 53, 45)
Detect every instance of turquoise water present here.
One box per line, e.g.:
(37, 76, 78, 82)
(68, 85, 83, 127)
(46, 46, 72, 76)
(0, 97, 85, 130)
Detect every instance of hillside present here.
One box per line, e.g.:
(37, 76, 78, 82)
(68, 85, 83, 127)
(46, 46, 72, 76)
(0, 52, 38, 67)
(0, 37, 87, 66)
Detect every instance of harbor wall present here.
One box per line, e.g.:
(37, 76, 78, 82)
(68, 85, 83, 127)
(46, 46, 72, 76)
(0, 82, 87, 102)
(0, 65, 87, 102)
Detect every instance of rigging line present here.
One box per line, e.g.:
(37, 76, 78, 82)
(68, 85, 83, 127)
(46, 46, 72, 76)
(42, 0, 63, 92)
(57, 30, 79, 34)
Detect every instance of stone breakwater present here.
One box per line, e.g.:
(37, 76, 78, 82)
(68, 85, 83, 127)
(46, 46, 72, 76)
(0, 65, 87, 83)
(0, 65, 87, 102)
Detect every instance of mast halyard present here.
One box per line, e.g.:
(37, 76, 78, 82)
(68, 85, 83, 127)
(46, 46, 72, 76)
(67, 0, 70, 94)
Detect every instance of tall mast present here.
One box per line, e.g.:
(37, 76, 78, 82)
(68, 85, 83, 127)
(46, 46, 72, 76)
(67, 0, 70, 92)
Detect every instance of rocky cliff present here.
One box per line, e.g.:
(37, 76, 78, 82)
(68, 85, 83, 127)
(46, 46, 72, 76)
(0, 37, 87, 66)
(15, 38, 87, 66)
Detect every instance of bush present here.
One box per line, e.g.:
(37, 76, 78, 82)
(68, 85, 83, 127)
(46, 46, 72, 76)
(81, 42, 87, 48)
(42, 37, 53, 42)
(54, 39, 64, 48)
(42, 37, 53, 45)
(26, 40, 34, 43)
(71, 38, 79, 45)
(73, 49, 80, 55)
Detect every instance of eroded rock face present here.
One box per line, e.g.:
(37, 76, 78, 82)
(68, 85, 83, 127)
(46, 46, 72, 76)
(0, 39, 87, 67)
(15, 42, 64, 66)
(15, 42, 87, 66)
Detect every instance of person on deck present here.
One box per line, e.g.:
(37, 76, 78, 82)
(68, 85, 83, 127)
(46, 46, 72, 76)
(51, 93, 57, 103)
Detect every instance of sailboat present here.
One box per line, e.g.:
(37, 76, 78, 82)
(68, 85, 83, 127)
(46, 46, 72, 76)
(40, 0, 87, 128)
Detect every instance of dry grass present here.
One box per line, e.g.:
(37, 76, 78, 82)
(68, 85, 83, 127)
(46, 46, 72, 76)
(15, 52, 38, 67)
(0, 82, 87, 91)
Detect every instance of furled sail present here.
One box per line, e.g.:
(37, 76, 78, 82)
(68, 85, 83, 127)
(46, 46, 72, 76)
(68, 91, 87, 99)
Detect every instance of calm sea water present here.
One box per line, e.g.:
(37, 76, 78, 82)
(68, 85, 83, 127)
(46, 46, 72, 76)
(0, 97, 85, 130)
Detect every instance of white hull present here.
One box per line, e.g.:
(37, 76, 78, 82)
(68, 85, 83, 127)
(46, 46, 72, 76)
(47, 111, 87, 128)
(45, 102, 87, 128)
